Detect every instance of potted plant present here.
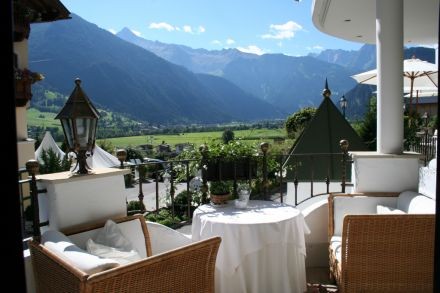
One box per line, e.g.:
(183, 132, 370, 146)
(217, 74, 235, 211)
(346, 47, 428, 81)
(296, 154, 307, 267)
(209, 181, 231, 205)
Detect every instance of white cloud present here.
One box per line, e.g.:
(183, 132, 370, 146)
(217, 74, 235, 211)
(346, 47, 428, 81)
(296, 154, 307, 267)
(261, 20, 302, 40)
(149, 22, 205, 35)
(237, 45, 265, 55)
(226, 38, 235, 45)
(183, 25, 193, 33)
(107, 28, 117, 34)
(277, 42, 283, 47)
(306, 45, 325, 51)
(130, 29, 142, 37)
(149, 22, 176, 31)
(211, 40, 222, 46)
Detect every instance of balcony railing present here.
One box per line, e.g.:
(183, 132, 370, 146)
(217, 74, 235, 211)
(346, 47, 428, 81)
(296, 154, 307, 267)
(408, 131, 437, 165)
(19, 142, 352, 235)
(123, 145, 352, 225)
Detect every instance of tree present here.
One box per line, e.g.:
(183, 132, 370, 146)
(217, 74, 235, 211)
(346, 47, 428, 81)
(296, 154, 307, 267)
(358, 97, 377, 151)
(222, 129, 235, 144)
(39, 148, 71, 174)
(285, 107, 317, 139)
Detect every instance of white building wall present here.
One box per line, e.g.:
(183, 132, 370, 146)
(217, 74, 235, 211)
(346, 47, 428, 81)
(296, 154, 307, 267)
(37, 168, 129, 231)
(351, 152, 420, 192)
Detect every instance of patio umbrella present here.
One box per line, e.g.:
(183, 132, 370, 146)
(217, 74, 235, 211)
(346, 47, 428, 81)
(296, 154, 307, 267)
(351, 56, 438, 113)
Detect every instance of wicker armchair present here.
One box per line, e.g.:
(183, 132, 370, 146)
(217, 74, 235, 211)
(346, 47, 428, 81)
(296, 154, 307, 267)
(328, 193, 435, 293)
(29, 215, 221, 293)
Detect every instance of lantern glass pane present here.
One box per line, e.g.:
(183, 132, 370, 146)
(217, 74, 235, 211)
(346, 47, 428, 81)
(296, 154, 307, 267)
(61, 119, 74, 149)
(88, 119, 98, 149)
(75, 118, 91, 148)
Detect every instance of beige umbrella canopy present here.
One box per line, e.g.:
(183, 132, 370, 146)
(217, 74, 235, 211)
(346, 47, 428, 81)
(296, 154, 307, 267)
(351, 56, 438, 113)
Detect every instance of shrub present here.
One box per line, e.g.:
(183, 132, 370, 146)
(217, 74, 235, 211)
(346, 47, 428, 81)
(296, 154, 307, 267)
(222, 129, 235, 144)
(209, 181, 230, 195)
(174, 190, 200, 217)
(144, 209, 187, 228)
(127, 200, 143, 213)
(38, 148, 71, 174)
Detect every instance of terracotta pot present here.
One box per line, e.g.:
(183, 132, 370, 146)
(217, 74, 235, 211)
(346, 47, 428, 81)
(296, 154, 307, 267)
(210, 193, 230, 205)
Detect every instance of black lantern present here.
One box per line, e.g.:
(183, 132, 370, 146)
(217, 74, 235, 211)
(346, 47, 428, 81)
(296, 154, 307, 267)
(55, 78, 100, 174)
(339, 95, 347, 118)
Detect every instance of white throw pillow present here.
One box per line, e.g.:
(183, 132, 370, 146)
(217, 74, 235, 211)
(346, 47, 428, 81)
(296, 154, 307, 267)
(376, 205, 405, 214)
(93, 219, 136, 252)
(42, 230, 120, 275)
(86, 239, 142, 265)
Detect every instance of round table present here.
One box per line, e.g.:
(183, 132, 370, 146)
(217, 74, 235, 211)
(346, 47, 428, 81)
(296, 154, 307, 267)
(192, 200, 310, 293)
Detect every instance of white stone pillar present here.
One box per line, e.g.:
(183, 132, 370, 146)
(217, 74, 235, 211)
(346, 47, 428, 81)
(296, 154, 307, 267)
(376, 0, 403, 154)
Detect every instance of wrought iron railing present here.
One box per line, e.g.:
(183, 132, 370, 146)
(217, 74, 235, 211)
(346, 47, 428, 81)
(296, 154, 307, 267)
(19, 141, 353, 234)
(18, 161, 47, 247)
(408, 131, 437, 165)
(124, 141, 352, 222)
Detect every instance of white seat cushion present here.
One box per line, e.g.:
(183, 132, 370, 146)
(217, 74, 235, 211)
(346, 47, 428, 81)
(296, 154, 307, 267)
(330, 236, 342, 263)
(68, 218, 148, 258)
(397, 191, 435, 214)
(419, 159, 437, 199)
(93, 219, 136, 251)
(376, 205, 405, 214)
(397, 191, 420, 212)
(146, 221, 192, 255)
(86, 239, 142, 265)
(42, 230, 119, 275)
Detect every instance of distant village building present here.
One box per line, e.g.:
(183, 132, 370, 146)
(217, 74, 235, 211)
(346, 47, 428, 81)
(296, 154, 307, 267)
(156, 141, 171, 154)
(405, 96, 438, 117)
(139, 144, 154, 154)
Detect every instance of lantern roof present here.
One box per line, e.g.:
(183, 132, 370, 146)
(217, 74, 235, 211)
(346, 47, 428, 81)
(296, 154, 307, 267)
(55, 79, 100, 119)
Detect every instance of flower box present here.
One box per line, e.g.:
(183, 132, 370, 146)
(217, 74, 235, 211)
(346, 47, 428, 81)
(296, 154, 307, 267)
(205, 158, 257, 181)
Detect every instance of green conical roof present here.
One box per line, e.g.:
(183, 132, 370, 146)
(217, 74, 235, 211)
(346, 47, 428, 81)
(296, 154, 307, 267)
(284, 81, 367, 181)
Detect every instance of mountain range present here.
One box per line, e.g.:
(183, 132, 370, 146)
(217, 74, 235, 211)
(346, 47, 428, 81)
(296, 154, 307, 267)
(29, 14, 435, 125)
(29, 15, 283, 124)
(116, 27, 434, 119)
(117, 28, 358, 112)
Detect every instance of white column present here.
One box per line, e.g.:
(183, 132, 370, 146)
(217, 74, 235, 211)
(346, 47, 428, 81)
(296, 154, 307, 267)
(376, 0, 403, 154)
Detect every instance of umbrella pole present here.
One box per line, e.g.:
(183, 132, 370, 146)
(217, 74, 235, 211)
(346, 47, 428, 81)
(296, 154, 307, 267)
(416, 90, 419, 114)
(409, 78, 414, 116)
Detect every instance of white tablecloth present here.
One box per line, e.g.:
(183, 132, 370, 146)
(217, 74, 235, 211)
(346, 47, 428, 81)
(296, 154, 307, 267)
(192, 200, 310, 293)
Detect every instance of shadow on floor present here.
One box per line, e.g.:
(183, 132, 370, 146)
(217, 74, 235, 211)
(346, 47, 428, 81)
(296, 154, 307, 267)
(306, 267, 338, 293)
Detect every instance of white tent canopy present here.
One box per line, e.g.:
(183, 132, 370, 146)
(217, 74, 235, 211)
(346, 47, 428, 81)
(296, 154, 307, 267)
(35, 131, 65, 163)
(86, 145, 120, 168)
(35, 131, 121, 169)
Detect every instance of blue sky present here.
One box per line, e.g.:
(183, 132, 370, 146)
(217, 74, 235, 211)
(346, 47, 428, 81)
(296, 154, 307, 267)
(61, 0, 363, 56)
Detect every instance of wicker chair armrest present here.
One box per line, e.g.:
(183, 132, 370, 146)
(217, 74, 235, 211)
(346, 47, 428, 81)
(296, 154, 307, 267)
(86, 236, 221, 293)
(339, 214, 434, 293)
(29, 239, 88, 293)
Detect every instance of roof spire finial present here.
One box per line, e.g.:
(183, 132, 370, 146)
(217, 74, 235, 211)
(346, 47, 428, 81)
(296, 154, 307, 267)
(322, 78, 331, 98)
